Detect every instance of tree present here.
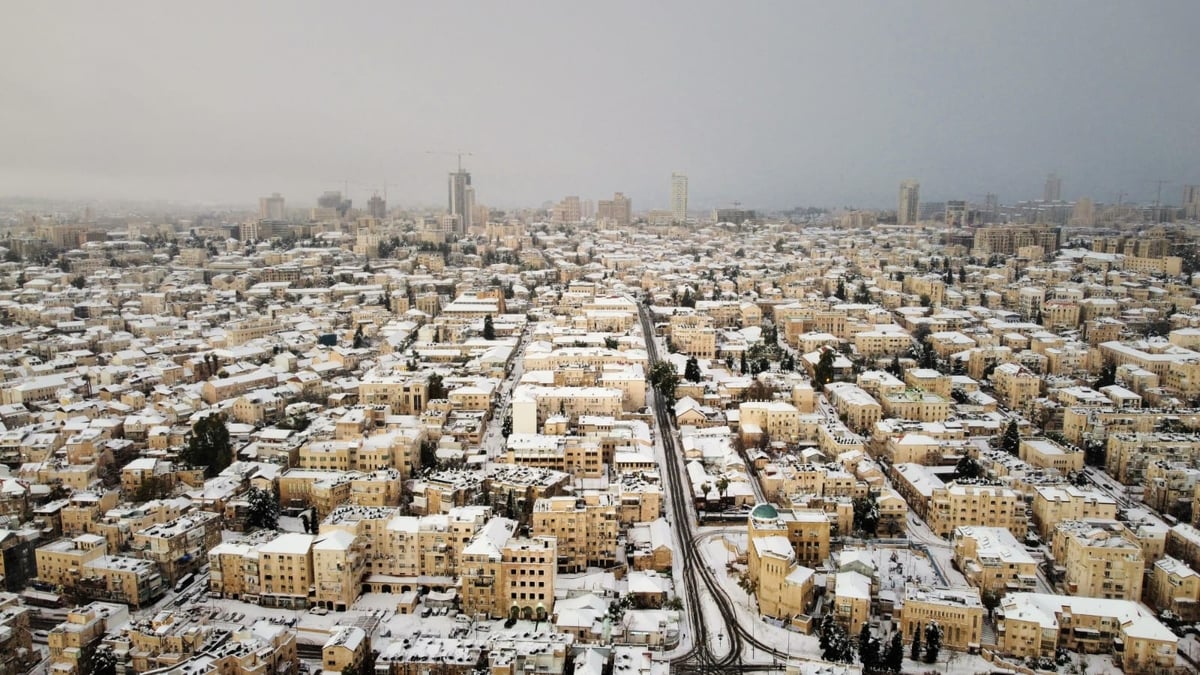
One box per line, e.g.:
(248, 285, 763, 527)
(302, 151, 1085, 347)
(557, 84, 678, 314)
(910, 622, 922, 661)
(981, 589, 1002, 618)
(814, 348, 836, 386)
(885, 631, 904, 672)
(648, 361, 679, 400)
(501, 415, 512, 438)
(245, 486, 279, 530)
(679, 288, 696, 308)
(953, 455, 982, 480)
(1093, 360, 1116, 389)
(859, 623, 879, 670)
(821, 620, 854, 663)
(353, 324, 366, 349)
(739, 352, 748, 375)
(70, 275, 86, 289)
(715, 476, 730, 505)
(91, 645, 118, 675)
(604, 336, 619, 350)
(835, 278, 846, 300)
(958, 266, 966, 284)
(133, 476, 170, 502)
(183, 413, 232, 478)
(923, 621, 943, 663)
(419, 439, 439, 472)
(427, 373, 446, 401)
(483, 314, 495, 340)
(853, 496, 879, 537)
(684, 356, 701, 383)
(1001, 420, 1020, 455)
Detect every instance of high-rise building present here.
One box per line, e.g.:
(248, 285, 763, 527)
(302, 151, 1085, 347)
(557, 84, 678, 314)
(670, 172, 688, 223)
(317, 190, 350, 217)
(984, 193, 1000, 223)
(366, 194, 387, 219)
(448, 169, 473, 235)
(898, 180, 920, 225)
(597, 192, 632, 227)
(1044, 173, 1062, 202)
(259, 193, 285, 220)
(552, 196, 581, 224)
(1184, 185, 1200, 220)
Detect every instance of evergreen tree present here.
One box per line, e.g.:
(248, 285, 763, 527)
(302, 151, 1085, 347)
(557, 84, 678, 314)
(858, 623, 878, 669)
(1093, 360, 1116, 389)
(814, 348, 836, 386)
(684, 356, 702, 383)
(1001, 420, 1020, 455)
(245, 486, 279, 530)
(852, 496, 880, 537)
(887, 355, 903, 377)
(353, 323, 366, 349)
(648, 361, 679, 399)
(886, 631, 904, 672)
(910, 622, 922, 661)
(739, 352, 748, 375)
(954, 455, 982, 480)
(183, 413, 232, 478)
(835, 277, 846, 300)
(427, 373, 446, 400)
(923, 621, 943, 663)
(958, 266, 966, 284)
(483, 314, 495, 340)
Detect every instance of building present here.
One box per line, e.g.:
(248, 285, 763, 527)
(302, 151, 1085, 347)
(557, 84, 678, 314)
(996, 593, 1176, 671)
(1147, 556, 1200, 622)
(312, 530, 364, 612)
(531, 495, 618, 572)
(1031, 485, 1117, 539)
(670, 173, 688, 223)
(259, 193, 285, 220)
(597, 192, 632, 227)
(47, 602, 129, 675)
(1185, 184, 1200, 220)
(899, 585, 983, 651)
(448, 168, 473, 235)
(130, 511, 222, 585)
(367, 194, 387, 219)
(898, 180, 920, 225)
(952, 526, 1038, 599)
(927, 483, 1026, 539)
(746, 503, 831, 569)
(323, 625, 369, 675)
(1050, 520, 1143, 601)
(458, 518, 556, 620)
(257, 532, 315, 609)
(746, 525, 815, 623)
(1044, 173, 1062, 202)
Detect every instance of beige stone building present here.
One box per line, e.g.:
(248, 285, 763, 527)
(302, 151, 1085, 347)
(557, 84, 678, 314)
(1018, 438, 1084, 473)
(992, 363, 1041, 410)
(1051, 520, 1143, 601)
(1031, 485, 1117, 539)
(927, 483, 1026, 539)
(880, 389, 952, 422)
(459, 519, 556, 620)
(899, 585, 984, 651)
(531, 494, 618, 572)
(952, 526, 1038, 598)
(747, 531, 815, 622)
(738, 400, 803, 444)
(746, 503, 831, 569)
(1147, 556, 1200, 622)
(312, 530, 364, 612)
(35, 534, 106, 589)
(323, 626, 369, 675)
(996, 593, 1177, 672)
(257, 532, 315, 609)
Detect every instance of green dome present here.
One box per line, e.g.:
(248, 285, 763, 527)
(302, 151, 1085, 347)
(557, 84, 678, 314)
(751, 503, 779, 521)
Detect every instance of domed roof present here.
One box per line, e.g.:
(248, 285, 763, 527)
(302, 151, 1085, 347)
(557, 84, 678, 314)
(750, 503, 779, 521)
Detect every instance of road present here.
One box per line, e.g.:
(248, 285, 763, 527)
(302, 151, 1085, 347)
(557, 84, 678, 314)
(638, 306, 796, 669)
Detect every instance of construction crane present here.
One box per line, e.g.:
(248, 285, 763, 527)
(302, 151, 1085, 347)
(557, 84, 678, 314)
(426, 150, 473, 172)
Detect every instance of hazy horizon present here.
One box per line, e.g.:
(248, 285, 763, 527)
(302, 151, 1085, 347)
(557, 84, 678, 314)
(2, 1, 1198, 211)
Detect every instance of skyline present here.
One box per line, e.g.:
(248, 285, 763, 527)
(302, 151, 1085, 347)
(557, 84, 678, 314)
(2, 2, 1199, 209)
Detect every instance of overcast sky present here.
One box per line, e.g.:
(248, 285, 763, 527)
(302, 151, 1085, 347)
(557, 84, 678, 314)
(2, 1, 1198, 211)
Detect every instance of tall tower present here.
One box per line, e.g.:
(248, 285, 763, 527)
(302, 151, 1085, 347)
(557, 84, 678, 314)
(259, 193, 285, 220)
(1184, 185, 1200, 220)
(1044, 173, 1062, 202)
(898, 180, 920, 225)
(448, 169, 473, 236)
(670, 172, 688, 223)
(367, 194, 387, 219)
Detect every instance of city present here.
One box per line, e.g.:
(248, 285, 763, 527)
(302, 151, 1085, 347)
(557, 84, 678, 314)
(2, 4, 1200, 675)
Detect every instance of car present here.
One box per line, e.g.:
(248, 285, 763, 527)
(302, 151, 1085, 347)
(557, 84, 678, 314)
(419, 607, 432, 618)
(32, 630, 49, 642)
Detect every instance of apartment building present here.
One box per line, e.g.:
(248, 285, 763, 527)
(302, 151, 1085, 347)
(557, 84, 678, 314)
(667, 313, 717, 359)
(1031, 485, 1117, 539)
(48, 602, 129, 675)
(1147, 556, 1200, 622)
(505, 434, 604, 478)
(992, 363, 1042, 410)
(130, 511, 222, 585)
(738, 400, 803, 444)
(1050, 520, 1144, 601)
(824, 383, 881, 433)
(510, 385, 623, 434)
(747, 522, 815, 623)
(1106, 432, 1200, 485)
(1018, 438, 1084, 473)
(952, 526, 1038, 598)
(996, 593, 1176, 671)
(77, 555, 164, 608)
(35, 534, 106, 588)
(459, 519, 557, 620)
(0, 595, 37, 674)
(323, 626, 369, 675)
(257, 533, 315, 609)
(531, 495, 618, 572)
(927, 483, 1026, 539)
